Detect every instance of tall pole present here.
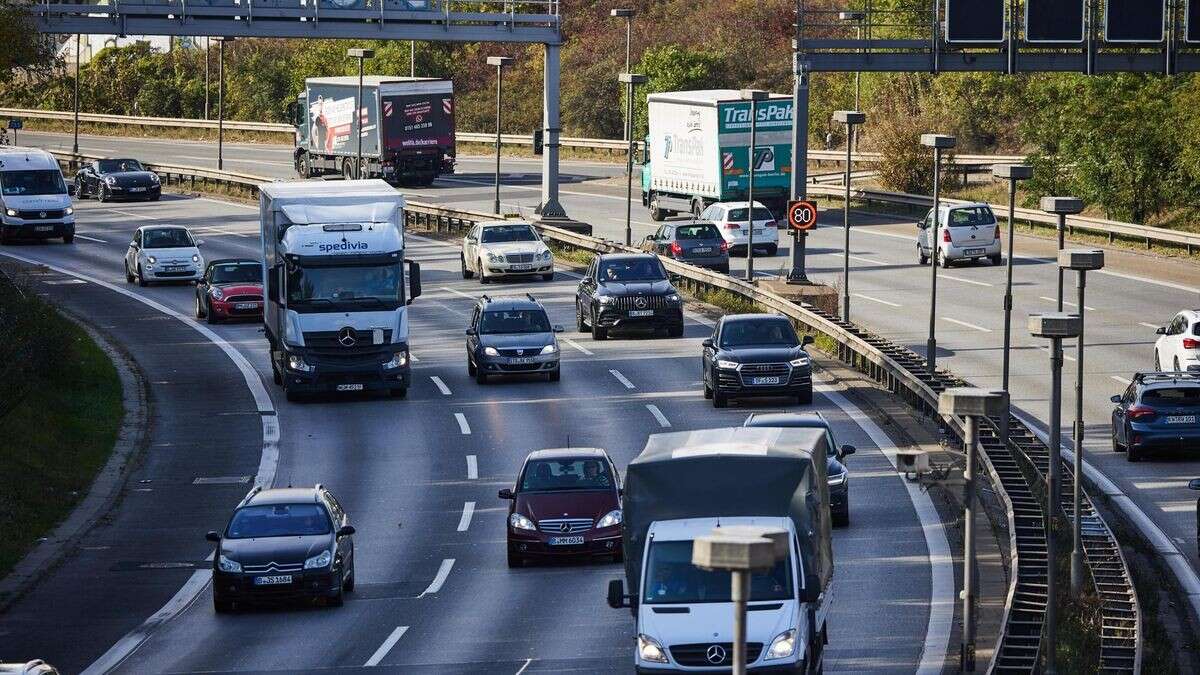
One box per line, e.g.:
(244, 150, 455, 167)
(217, 38, 225, 171)
(356, 56, 364, 179)
(1047, 334, 1063, 675)
(927, 147, 942, 373)
(620, 74, 645, 246)
(204, 37, 210, 120)
(843, 124, 852, 318)
(494, 65, 503, 215)
(72, 34, 80, 155)
(786, 51, 811, 284)
(962, 413, 978, 672)
(732, 570, 749, 675)
(996, 165, 1032, 447)
(742, 93, 764, 282)
(1071, 271, 1087, 597)
(410, 41, 415, 77)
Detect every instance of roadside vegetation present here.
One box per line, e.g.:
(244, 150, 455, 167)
(0, 270, 123, 578)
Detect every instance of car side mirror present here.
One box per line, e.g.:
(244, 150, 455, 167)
(553, 325, 564, 333)
(1110, 395, 1122, 404)
(702, 338, 714, 349)
(1156, 327, 1167, 335)
(802, 573, 821, 603)
(465, 327, 477, 337)
(195, 240, 205, 246)
(337, 525, 356, 537)
(802, 335, 815, 346)
(267, 264, 280, 303)
(406, 260, 422, 304)
(498, 488, 514, 500)
(1189, 478, 1200, 491)
(205, 531, 221, 543)
(839, 444, 856, 459)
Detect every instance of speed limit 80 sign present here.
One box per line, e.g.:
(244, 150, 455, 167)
(787, 200, 818, 232)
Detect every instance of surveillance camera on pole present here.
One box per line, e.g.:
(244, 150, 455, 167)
(832, 111, 866, 322)
(1040, 196, 1085, 310)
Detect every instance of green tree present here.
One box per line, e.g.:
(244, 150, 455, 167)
(0, 0, 55, 84)
(629, 44, 728, 138)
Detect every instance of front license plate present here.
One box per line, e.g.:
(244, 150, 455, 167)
(629, 309, 654, 317)
(752, 376, 782, 385)
(1166, 415, 1197, 424)
(336, 384, 364, 392)
(692, 247, 712, 254)
(509, 264, 532, 271)
(253, 575, 292, 586)
(129, 187, 147, 193)
(549, 536, 585, 546)
(510, 357, 536, 364)
(35, 225, 53, 232)
(965, 248, 985, 255)
(235, 302, 260, 310)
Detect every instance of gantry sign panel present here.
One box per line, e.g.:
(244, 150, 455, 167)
(946, 0, 1005, 44)
(1026, 0, 1086, 44)
(1188, 0, 1200, 43)
(1105, 0, 1166, 43)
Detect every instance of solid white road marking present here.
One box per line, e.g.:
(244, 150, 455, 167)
(853, 293, 901, 308)
(942, 317, 992, 333)
(1039, 296, 1095, 311)
(1111, 376, 1132, 385)
(455, 412, 471, 435)
(439, 285, 476, 300)
(1097, 268, 1200, 294)
(364, 626, 410, 667)
(564, 338, 594, 356)
(610, 369, 636, 389)
(419, 558, 455, 597)
(939, 273, 993, 288)
(108, 208, 159, 221)
(848, 255, 886, 266)
(466, 455, 478, 480)
(646, 404, 671, 428)
(431, 376, 452, 396)
(457, 502, 476, 532)
(515, 658, 533, 675)
(73, 234, 106, 243)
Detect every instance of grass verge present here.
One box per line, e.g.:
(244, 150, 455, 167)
(0, 275, 123, 578)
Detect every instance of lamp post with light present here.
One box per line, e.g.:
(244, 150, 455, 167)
(1040, 196, 1084, 310)
(621, 73, 647, 246)
(487, 56, 515, 215)
(921, 133, 956, 374)
(832, 110, 865, 320)
(346, 48, 375, 179)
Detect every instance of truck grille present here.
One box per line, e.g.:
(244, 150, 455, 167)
(612, 295, 672, 311)
(17, 209, 64, 220)
(537, 518, 593, 534)
(304, 329, 392, 350)
(670, 642, 763, 667)
(505, 253, 535, 264)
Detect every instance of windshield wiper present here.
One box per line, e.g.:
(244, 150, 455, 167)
(341, 296, 393, 308)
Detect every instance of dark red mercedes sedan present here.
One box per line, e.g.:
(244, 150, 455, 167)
(194, 258, 264, 324)
(499, 448, 623, 567)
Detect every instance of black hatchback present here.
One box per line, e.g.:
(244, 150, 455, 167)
(640, 221, 730, 274)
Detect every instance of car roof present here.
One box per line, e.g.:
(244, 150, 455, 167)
(479, 220, 534, 228)
(478, 295, 544, 312)
(1134, 372, 1200, 388)
(721, 313, 789, 324)
(208, 258, 260, 267)
(243, 487, 322, 507)
(0, 146, 58, 171)
(713, 201, 768, 210)
(525, 447, 609, 461)
(138, 224, 189, 232)
(939, 201, 991, 211)
(597, 252, 655, 262)
(742, 412, 830, 429)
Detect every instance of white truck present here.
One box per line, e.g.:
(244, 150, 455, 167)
(260, 180, 421, 401)
(608, 427, 834, 674)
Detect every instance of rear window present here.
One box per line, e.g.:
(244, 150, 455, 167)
(1142, 387, 1200, 404)
(726, 207, 774, 222)
(948, 206, 996, 227)
(675, 224, 721, 240)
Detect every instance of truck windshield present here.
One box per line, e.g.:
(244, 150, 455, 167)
(643, 540, 793, 604)
(0, 170, 66, 196)
(286, 261, 403, 312)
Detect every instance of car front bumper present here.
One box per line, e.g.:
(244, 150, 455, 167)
(1, 219, 74, 239)
(595, 307, 684, 330)
(713, 368, 813, 399)
(145, 264, 202, 281)
(213, 568, 340, 603)
(483, 260, 554, 277)
(209, 298, 264, 319)
(105, 184, 161, 200)
(507, 529, 622, 558)
(476, 351, 559, 375)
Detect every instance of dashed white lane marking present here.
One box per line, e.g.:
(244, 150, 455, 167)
(431, 376, 451, 396)
(939, 273, 993, 288)
(1039, 296, 1095, 311)
(1139, 322, 1161, 330)
(1111, 376, 1132, 385)
(74, 234, 106, 243)
(853, 293, 901, 308)
(564, 338, 594, 356)
(848, 255, 886, 266)
(364, 626, 409, 667)
(515, 658, 533, 675)
(419, 558, 455, 597)
(942, 317, 992, 333)
(646, 404, 671, 428)
(439, 285, 477, 300)
(454, 412, 471, 435)
(609, 369, 636, 389)
(466, 455, 478, 480)
(109, 208, 159, 221)
(457, 502, 476, 532)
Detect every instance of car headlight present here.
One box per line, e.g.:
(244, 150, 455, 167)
(217, 554, 241, 573)
(211, 287, 224, 301)
(539, 344, 557, 355)
(147, 256, 157, 265)
(487, 251, 505, 263)
(717, 359, 739, 369)
(765, 629, 797, 660)
(65, 206, 74, 215)
(384, 350, 408, 369)
(666, 293, 681, 304)
(538, 250, 552, 261)
(483, 346, 500, 357)
(192, 254, 200, 263)
(304, 549, 332, 570)
(637, 634, 669, 664)
(828, 471, 847, 486)
(597, 295, 615, 304)
(104, 176, 116, 186)
(287, 352, 314, 373)
(790, 355, 810, 367)
(596, 509, 622, 529)
(150, 173, 160, 183)
(4, 208, 16, 217)
(508, 513, 536, 531)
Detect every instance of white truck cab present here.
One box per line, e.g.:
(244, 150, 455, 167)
(916, 201, 1001, 267)
(0, 147, 75, 245)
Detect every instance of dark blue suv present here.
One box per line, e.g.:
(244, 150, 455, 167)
(1110, 373, 1200, 462)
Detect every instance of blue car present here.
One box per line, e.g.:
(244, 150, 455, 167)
(1110, 373, 1200, 462)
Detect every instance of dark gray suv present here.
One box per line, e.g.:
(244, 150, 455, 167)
(467, 294, 564, 384)
(639, 221, 730, 274)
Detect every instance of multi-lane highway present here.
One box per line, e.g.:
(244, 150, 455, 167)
(0, 194, 953, 673)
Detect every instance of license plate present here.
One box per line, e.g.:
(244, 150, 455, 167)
(965, 248, 985, 255)
(752, 376, 782, 385)
(692, 247, 712, 254)
(35, 225, 53, 232)
(1166, 415, 1197, 424)
(549, 536, 585, 546)
(753, 229, 764, 236)
(629, 309, 654, 317)
(129, 187, 147, 193)
(235, 302, 260, 310)
(509, 264, 532, 271)
(253, 575, 292, 586)
(510, 357, 536, 364)
(336, 384, 364, 392)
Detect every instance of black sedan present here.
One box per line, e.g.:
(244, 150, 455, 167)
(742, 412, 856, 526)
(74, 158, 161, 202)
(575, 253, 684, 340)
(702, 313, 815, 407)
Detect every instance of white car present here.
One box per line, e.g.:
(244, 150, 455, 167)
(124, 225, 204, 286)
(698, 201, 779, 256)
(1154, 310, 1200, 373)
(461, 221, 554, 284)
(917, 202, 1002, 267)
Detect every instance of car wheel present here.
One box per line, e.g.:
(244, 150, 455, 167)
(713, 391, 728, 408)
(1111, 429, 1125, 453)
(63, 233, 74, 244)
(272, 361, 282, 386)
(918, 245, 929, 266)
(542, 272, 554, 281)
(343, 564, 356, 592)
(328, 578, 345, 607)
(98, 185, 109, 202)
(195, 295, 205, 319)
(125, 261, 135, 284)
(833, 506, 850, 527)
(1154, 351, 1162, 371)
(390, 387, 408, 399)
(936, 249, 948, 268)
(797, 387, 814, 405)
(703, 378, 713, 400)
(205, 300, 219, 324)
(507, 550, 524, 568)
(591, 312, 608, 341)
(461, 254, 473, 279)
(284, 386, 302, 403)
(468, 358, 477, 376)
(75, 179, 86, 198)
(1127, 443, 1140, 462)
(989, 254, 1002, 265)
(667, 323, 684, 338)
(576, 301, 588, 332)
(137, 264, 148, 287)
(479, 261, 490, 284)
(476, 371, 488, 385)
(548, 368, 561, 382)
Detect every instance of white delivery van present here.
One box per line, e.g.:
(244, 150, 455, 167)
(0, 147, 75, 245)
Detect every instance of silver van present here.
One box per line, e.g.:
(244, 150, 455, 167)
(0, 147, 75, 244)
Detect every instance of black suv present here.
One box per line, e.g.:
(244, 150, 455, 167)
(206, 485, 356, 612)
(467, 294, 563, 384)
(575, 253, 684, 340)
(702, 313, 815, 408)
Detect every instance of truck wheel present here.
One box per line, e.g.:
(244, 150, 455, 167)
(691, 199, 704, 219)
(297, 153, 310, 178)
(649, 193, 666, 222)
(342, 158, 353, 180)
(359, 159, 370, 179)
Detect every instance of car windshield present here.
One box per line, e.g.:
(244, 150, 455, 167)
(599, 258, 666, 282)
(286, 261, 403, 312)
(520, 459, 614, 492)
(726, 207, 774, 222)
(948, 206, 996, 227)
(98, 159, 144, 173)
(479, 309, 551, 335)
(643, 540, 793, 604)
(675, 224, 721, 240)
(481, 225, 539, 243)
(211, 262, 262, 284)
(225, 503, 331, 539)
(143, 228, 194, 248)
(720, 319, 800, 349)
(0, 169, 66, 196)
(1142, 387, 1200, 405)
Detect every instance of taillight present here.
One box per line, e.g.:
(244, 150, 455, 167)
(994, 225, 1001, 240)
(942, 228, 951, 243)
(669, 241, 682, 256)
(1127, 406, 1157, 421)
(765, 221, 777, 229)
(725, 223, 741, 230)
(719, 241, 729, 252)
(1184, 338, 1200, 350)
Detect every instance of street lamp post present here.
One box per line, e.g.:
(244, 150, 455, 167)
(1059, 248, 1105, 598)
(346, 48, 375, 180)
(621, 73, 647, 246)
(921, 133, 957, 375)
(993, 164, 1033, 445)
(939, 387, 1007, 673)
(741, 90, 769, 282)
(214, 37, 233, 171)
(833, 110, 865, 321)
(73, 34, 81, 155)
(838, 11, 867, 153)
(1040, 197, 1085, 310)
(1029, 312, 1083, 675)
(487, 56, 515, 215)
(611, 8, 636, 142)
(204, 37, 211, 120)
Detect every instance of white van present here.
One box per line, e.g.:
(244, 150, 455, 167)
(0, 147, 75, 244)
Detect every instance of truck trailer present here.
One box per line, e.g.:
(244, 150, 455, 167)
(260, 180, 421, 401)
(641, 90, 794, 221)
(608, 426, 833, 673)
(292, 76, 455, 186)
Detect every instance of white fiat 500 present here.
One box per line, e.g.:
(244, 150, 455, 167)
(125, 225, 204, 286)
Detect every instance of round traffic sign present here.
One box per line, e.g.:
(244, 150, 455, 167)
(788, 200, 818, 231)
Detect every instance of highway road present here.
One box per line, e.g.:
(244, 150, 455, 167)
(0, 194, 951, 673)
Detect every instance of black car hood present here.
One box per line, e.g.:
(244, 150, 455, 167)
(718, 345, 806, 364)
(596, 279, 674, 296)
(479, 332, 554, 349)
(220, 534, 331, 566)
